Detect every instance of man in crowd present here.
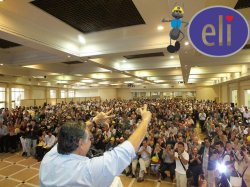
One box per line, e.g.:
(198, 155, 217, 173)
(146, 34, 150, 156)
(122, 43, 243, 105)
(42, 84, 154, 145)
(173, 142, 189, 187)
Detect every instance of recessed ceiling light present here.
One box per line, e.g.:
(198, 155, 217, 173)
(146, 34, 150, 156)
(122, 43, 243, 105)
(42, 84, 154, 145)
(157, 25, 164, 31)
(74, 74, 82, 76)
(185, 42, 189, 46)
(154, 80, 165, 83)
(99, 81, 109, 85)
(57, 80, 68, 84)
(0, 64, 3, 66)
(78, 35, 86, 44)
(124, 81, 134, 84)
(170, 56, 174, 59)
(81, 79, 93, 83)
(67, 55, 71, 58)
(0, 0, 4, 2)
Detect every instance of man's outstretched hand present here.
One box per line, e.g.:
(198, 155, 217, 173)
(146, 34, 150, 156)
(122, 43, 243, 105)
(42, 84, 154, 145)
(93, 108, 115, 128)
(139, 104, 152, 123)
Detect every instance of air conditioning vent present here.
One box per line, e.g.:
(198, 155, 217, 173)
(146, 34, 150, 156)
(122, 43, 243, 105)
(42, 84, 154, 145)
(234, 0, 250, 9)
(61, 61, 83, 65)
(31, 0, 145, 33)
(243, 44, 250, 50)
(124, 52, 164, 59)
(0, 39, 21, 49)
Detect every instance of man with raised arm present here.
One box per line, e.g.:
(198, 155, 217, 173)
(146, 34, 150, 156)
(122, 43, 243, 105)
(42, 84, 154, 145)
(40, 104, 152, 187)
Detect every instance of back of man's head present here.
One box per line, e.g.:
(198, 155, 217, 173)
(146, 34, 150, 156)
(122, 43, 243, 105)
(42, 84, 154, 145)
(57, 122, 87, 154)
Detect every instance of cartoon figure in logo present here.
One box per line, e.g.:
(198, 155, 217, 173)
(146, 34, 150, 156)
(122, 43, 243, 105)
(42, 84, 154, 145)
(162, 6, 188, 53)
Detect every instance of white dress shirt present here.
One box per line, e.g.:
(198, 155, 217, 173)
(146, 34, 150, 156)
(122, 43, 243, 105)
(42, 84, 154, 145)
(45, 135, 56, 147)
(0, 125, 8, 136)
(40, 140, 135, 187)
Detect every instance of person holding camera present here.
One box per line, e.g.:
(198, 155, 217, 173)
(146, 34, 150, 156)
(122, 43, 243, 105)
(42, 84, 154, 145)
(173, 142, 189, 187)
(206, 141, 224, 187)
(211, 141, 232, 187)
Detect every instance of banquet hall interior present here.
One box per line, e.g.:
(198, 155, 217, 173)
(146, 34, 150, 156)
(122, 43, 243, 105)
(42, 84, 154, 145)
(0, 0, 250, 187)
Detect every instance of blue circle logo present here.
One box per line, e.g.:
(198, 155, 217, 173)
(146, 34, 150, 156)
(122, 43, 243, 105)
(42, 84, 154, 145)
(188, 6, 249, 57)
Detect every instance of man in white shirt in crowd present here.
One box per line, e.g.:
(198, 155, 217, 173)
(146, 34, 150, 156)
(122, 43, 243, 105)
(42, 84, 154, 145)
(199, 110, 207, 132)
(173, 142, 189, 187)
(45, 131, 56, 148)
(40, 104, 152, 187)
(243, 108, 250, 124)
(137, 140, 152, 182)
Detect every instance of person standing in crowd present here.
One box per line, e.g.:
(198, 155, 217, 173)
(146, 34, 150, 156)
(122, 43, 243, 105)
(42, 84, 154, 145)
(26, 119, 39, 157)
(8, 121, 17, 153)
(40, 104, 152, 187)
(199, 110, 207, 132)
(199, 138, 211, 180)
(0, 120, 8, 152)
(173, 142, 189, 187)
(189, 147, 202, 187)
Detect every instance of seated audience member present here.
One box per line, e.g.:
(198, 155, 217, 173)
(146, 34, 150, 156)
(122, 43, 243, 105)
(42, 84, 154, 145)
(36, 135, 46, 161)
(161, 144, 175, 182)
(137, 140, 152, 182)
(150, 143, 162, 177)
(43, 131, 56, 154)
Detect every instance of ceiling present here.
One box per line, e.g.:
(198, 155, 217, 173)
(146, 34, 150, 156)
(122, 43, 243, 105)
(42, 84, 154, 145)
(0, 0, 249, 90)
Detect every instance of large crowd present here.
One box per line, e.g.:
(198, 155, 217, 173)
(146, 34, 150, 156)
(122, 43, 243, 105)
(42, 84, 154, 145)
(0, 98, 250, 187)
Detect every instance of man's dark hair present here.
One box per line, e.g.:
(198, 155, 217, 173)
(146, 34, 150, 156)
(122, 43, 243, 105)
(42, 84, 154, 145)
(178, 142, 185, 147)
(215, 141, 224, 147)
(57, 122, 87, 154)
(204, 137, 210, 142)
